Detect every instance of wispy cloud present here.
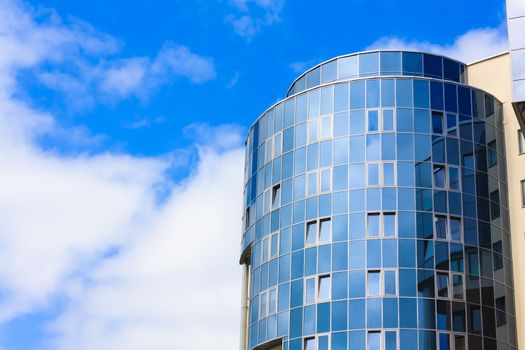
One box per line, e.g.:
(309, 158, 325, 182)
(367, 25, 508, 63)
(0, 1, 242, 350)
(227, 0, 285, 41)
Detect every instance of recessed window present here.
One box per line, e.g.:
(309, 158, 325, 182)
(318, 275, 331, 300)
(306, 221, 318, 245)
(454, 335, 466, 350)
(319, 218, 331, 242)
(433, 164, 446, 188)
(432, 111, 444, 134)
(521, 180, 525, 207)
(368, 331, 381, 350)
(518, 130, 525, 154)
(304, 337, 315, 350)
(436, 272, 449, 297)
(367, 213, 380, 237)
(435, 215, 447, 239)
(490, 190, 500, 219)
(368, 270, 381, 295)
(272, 184, 281, 209)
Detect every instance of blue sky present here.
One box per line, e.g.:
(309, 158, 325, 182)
(0, 0, 509, 349)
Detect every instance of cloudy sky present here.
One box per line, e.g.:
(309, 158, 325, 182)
(0, 0, 509, 349)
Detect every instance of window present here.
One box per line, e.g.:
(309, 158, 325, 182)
(367, 212, 396, 237)
(433, 164, 446, 188)
(382, 109, 394, 131)
(306, 218, 332, 245)
(320, 169, 331, 193)
(518, 130, 525, 154)
(308, 121, 318, 143)
(450, 217, 462, 241)
(321, 116, 332, 139)
(436, 272, 449, 297)
(304, 335, 330, 350)
(454, 335, 466, 350)
(383, 162, 395, 185)
(368, 110, 379, 132)
(304, 337, 315, 350)
(490, 190, 500, 219)
(368, 163, 380, 186)
(435, 215, 447, 239)
(449, 167, 460, 191)
(452, 273, 464, 300)
(367, 331, 397, 350)
(368, 162, 396, 186)
(318, 275, 331, 300)
(273, 133, 282, 157)
(447, 113, 457, 136)
(268, 288, 277, 315)
(438, 333, 450, 350)
(367, 269, 397, 296)
(368, 331, 381, 350)
(432, 111, 444, 134)
(260, 291, 268, 318)
(488, 140, 497, 167)
(272, 184, 281, 208)
(308, 171, 318, 196)
(305, 277, 315, 304)
(522, 180, 525, 206)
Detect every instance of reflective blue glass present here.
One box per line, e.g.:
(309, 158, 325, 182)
(289, 308, 302, 338)
(303, 304, 315, 335)
(350, 110, 365, 135)
(332, 271, 348, 299)
(359, 52, 379, 76)
(367, 298, 382, 328)
(367, 79, 380, 108)
(333, 242, 348, 271)
(350, 81, 365, 109)
(381, 51, 401, 73)
(381, 79, 395, 107)
(402, 52, 423, 74)
(349, 241, 365, 269)
(334, 83, 349, 112)
(424, 54, 443, 78)
(317, 302, 330, 333)
(396, 79, 413, 107)
(332, 300, 347, 331)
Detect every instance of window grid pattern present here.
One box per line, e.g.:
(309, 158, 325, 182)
(242, 52, 516, 350)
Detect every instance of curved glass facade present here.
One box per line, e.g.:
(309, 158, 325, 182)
(240, 51, 517, 350)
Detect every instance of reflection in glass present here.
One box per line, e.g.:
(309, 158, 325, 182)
(368, 163, 379, 186)
(305, 277, 315, 303)
(432, 112, 444, 134)
(319, 218, 331, 242)
(368, 270, 380, 295)
(368, 110, 379, 132)
(435, 215, 447, 239)
(306, 221, 317, 245)
(384, 213, 396, 237)
(318, 275, 330, 300)
(367, 213, 380, 237)
(368, 331, 381, 350)
(433, 165, 446, 188)
(437, 272, 449, 297)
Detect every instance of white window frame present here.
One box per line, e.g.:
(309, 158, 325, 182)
(366, 212, 397, 238)
(366, 330, 398, 350)
(367, 269, 398, 297)
(305, 217, 332, 246)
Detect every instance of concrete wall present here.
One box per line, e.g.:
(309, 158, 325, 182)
(468, 52, 525, 349)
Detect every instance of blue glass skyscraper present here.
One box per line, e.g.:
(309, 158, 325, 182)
(239, 51, 517, 350)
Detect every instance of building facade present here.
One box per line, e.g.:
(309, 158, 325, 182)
(239, 51, 518, 350)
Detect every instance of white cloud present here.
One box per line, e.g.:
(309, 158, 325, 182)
(0, 1, 243, 350)
(227, 0, 285, 41)
(0, 0, 216, 109)
(367, 26, 508, 63)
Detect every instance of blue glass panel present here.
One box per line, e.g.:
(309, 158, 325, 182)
(383, 298, 398, 328)
(397, 108, 414, 132)
(419, 331, 436, 350)
(338, 56, 358, 79)
(305, 247, 317, 276)
(418, 269, 435, 297)
(333, 215, 348, 241)
(317, 302, 330, 333)
(303, 304, 316, 335)
(402, 52, 423, 74)
(359, 52, 379, 76)
(279, 254, 291, 283)
(277, 310, 289, 336)
(319, 194, 332, 217)
(400, 330, 418, 350)
(398, 211, 416, 238)
(332, 332, 347, 350)
(320, 140, 332, 168)
(333, 140, 349, 166)
(381, 51, 401, 73)
(381, 134, 396, 160)
(332, 271, 348, 299)
(367, 188, 381, 211)
(383, 239, 397, 267)
(306, 197, 318, 221)
(321, 60, 337, 83)
(400, 297, 418, 327)
(415, 134, 431, 161)
(424, 54, 443, 78)
(350, 163, 365, 188)
(290, 307, 302, 338)
(292, 250, 304, 279)
(381, 79, 395, 107)
(307, 143, 318, 171)
(367, 239, 381, 268)
(367, 134, 381, 161)
(431, 81, 444, 110)
(334, 112, 349, 137)
(414, 109, 430, 133)
(414, 79, 430, 108)
(349, 241, 366, 269)
(289, 339, 301, 350)
(349, 212, 365, 239)
(349, 331, 366, 350)
(349, 270, 366, 298)
(417, 239, 434, 268)
(350, 136, 366, 162)
(290, 279, 303, 308)
(350, 81, 365, 109)
(318, 244, 331, 273)
(399, 239, 416, 267)
(350, 110, 365, 135)
(349, 299, 366, 329)
(333, 242, 348, 271)
(367, 298, 382, 328)
(418, 298, 436, 329)
(367, 79, 380, 108)
(332, 300, 347, 331)
(444, 83, 458, 113)
(398, 161, 415, 187)
(443, 58, 460, 82)
(397, 134, 413, 160)
(292, 223, 304, 251)
(458, 86, 472, 116)
(349, 189, 365, 213)
(396, 79, 413, 107)
(334, 83, 349, 112)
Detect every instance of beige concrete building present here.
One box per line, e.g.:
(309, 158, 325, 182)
(468, 52, 525, 349)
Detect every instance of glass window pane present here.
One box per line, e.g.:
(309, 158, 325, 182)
(368, 163, 379, 186)
(519, 130, 525, 154)
(306, 277, 315, 303)
(439, 333, 450, 350)
(435, 215, 447, 239)
(383, 163, 395, 185)
(320, 218, 331, 242)
(385, 331, 397, 350)
(367, 213, 380, 237)
(307, 67, 320, 89)
(322, 117, 332, 139)
(368, 110, 379, 132)
(449, 167, 460, 190)
(433, 165, 446, 188)
(318, 335, 329, 350)
(384, 213, 396, 237)
(381, 51, 401, 73)
(432, 112, 444, 134)
(321, 60, 337, 84)
(338, 56, 358, 79)
(437, 272, 449, 297)
(305, 337, 315, 350)
(360, 52, 379, 76)
(383, 110, 394, 131)
(306, 221, 317, 245)
(321, 169, 331, 192)
(384, 270, 396, 295)
(450, 217, 461, 241)
(367, 271, 380, 295)
(308, 121, 318, 143)
(308, 172, 318, 196)
(318, 275, 330, 300)
(452, 274, 464, 299)
(368, 331, 381, 350)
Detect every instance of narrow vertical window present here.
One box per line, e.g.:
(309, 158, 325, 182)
(490, 190, 500, 219)
(449, 167, 460, 190)
(321, 116, 333, 139)
(245, 207, 250, 230)
(385, 331, 397, 350)
(519, 130, 525, 154)
(272, 184, 281, 209)
(435, 215, 448, 239)
(308, 171, 318, 196)
(382, 109, 394, 131)
(367, 270, 381, 295)
(368, 331, 381, 350)
(308, 121, 318, 143)
(269, 288, 277, 314)
(439, 333, 450, 350)
(318, 335, 329, 350)
(368, 110, 379, 132)
(488, 140, 497, 167)
(320, 168, 331, 193)
(318, 275, 331, 300)
(383, 213, 396, 237)
(306, 221, 317, 245)
(368, 163, 379, 186)
(305, 277, 315, 304)
(383, 162, 395, 186)
(432, 111, 444, 134)
(450, 217, 462, 241)
(436, 272, 449, 297)
(521, 180, 525, 206)
(452, 273, 464, 300)
(260, 291, 267, 318)
(274, 133, 282, 157)
(384, 270, 396, 295)
(454, 335, 466, 350)
(319, 218, 331, 243)
(433, 164, 446, 188)
(304, 337, 315, 350)
(367, 213, 380, 237)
